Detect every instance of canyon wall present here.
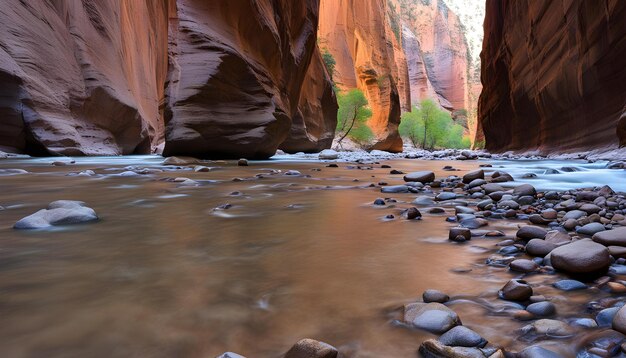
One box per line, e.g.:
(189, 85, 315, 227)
(479, 0, 626, 152)
(318, 0, 405, 152)
(0, 0, 169, 155)
(395, 0, 472, 113)
(164, 0, 336, 158)
(0, 0, 336, 158)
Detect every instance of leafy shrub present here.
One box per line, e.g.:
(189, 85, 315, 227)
(399, 99, 471, 150)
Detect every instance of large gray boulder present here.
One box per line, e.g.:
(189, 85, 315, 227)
(550, 239, 610, 274)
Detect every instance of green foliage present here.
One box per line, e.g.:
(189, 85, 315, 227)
(336, 89, 374, 148)
(398, 99, 471, 150)
(321, 49, 336, 81)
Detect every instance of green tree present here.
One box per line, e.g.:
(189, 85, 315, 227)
(398, 108, 424, 147)
(398, 99, 470, 150)
(336, 89, 374, 148)
(321, 49, 336, 81)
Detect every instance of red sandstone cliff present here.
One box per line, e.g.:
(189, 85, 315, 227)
(0, 0, 336, 158)
(479, 0, 626, 152)
(0, 0, 168, 155)
(318, 0, 405, 152)
(394, 0, 473, 114)
(164, 0, 336, 158)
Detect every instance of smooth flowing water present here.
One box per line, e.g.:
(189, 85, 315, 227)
(0, 156, 624, 357)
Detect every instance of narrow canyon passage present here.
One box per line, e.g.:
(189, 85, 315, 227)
(0, 0, 626, 357)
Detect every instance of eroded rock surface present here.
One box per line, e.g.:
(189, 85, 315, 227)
(479, 0, 626, 152)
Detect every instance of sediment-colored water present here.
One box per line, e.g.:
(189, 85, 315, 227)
(0, 156, 624, 357)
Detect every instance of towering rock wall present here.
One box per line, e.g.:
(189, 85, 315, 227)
(479, 0, 626, 152)
(394, 0, 472, 114)
(318, 0, 405, 152)
(0, 0, 336, 158)
(0, 0, 169, 155)
(164, 0, 335, 158)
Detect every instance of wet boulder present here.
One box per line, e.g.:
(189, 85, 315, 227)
(499, 279, 533, 301)
(593, 227, 626, 247)
(404, 171, 435, 184)
(284, 338, 338, 358)
(404, 302, 461, 334)
(419, 340, 503, 358)
(449, 228, 471, 242)
(462, 169, 484, 184)
(612, 305, 626, 335)
(525, 239, 557, 257)
(513, 184, 536, 197)
(423, 289, 450, 303)
(14, 200, 98, 230)
(438, 326, 487, 348)
(576, 223, 606, 236)
(509, 259, 539, 273)
(550, 239, 610, 274)
(516, 226, 547, 240)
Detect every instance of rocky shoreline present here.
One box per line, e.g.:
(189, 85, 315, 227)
(2, 152, 626, 357)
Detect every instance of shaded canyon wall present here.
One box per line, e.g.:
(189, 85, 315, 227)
(0, 0, 336, 158)
(479, 0, 626, 152)
(0, 0, 169, 155)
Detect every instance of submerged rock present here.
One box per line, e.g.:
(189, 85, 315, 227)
(423, 289, 450, 304)
(517, 346, 563, 358)
(404, 302, 461, 334)
(438, 326, 487, 348)
(419, 340, 502, 358)
(217, 353, 246, 358)
(499, 279, 533, 301)
(284, 338, 338, 358)
(520, 319, 574, 338)
(14, 201, 98, 230)
(552, 279, 588, 291)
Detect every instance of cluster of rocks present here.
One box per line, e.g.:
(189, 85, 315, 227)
(403, 289, 504, 357)
(374, 163, 626, 356)
(272, 147, 626, 167)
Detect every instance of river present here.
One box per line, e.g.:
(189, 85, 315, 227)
(0, 155, 624, 357)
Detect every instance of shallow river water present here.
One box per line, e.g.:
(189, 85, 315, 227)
(0, 156, 624, 357)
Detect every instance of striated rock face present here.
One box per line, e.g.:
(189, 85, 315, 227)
(0, 0, 335, 158)
(164, 0, 333, 158)
(401, 25, 450, 110)
(0, 0, 168, 155)
(318, 0, 405, 152)
(395, 0, 472, 112)
(479, 0, 626, 152)
(280, 48, 338, 153)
